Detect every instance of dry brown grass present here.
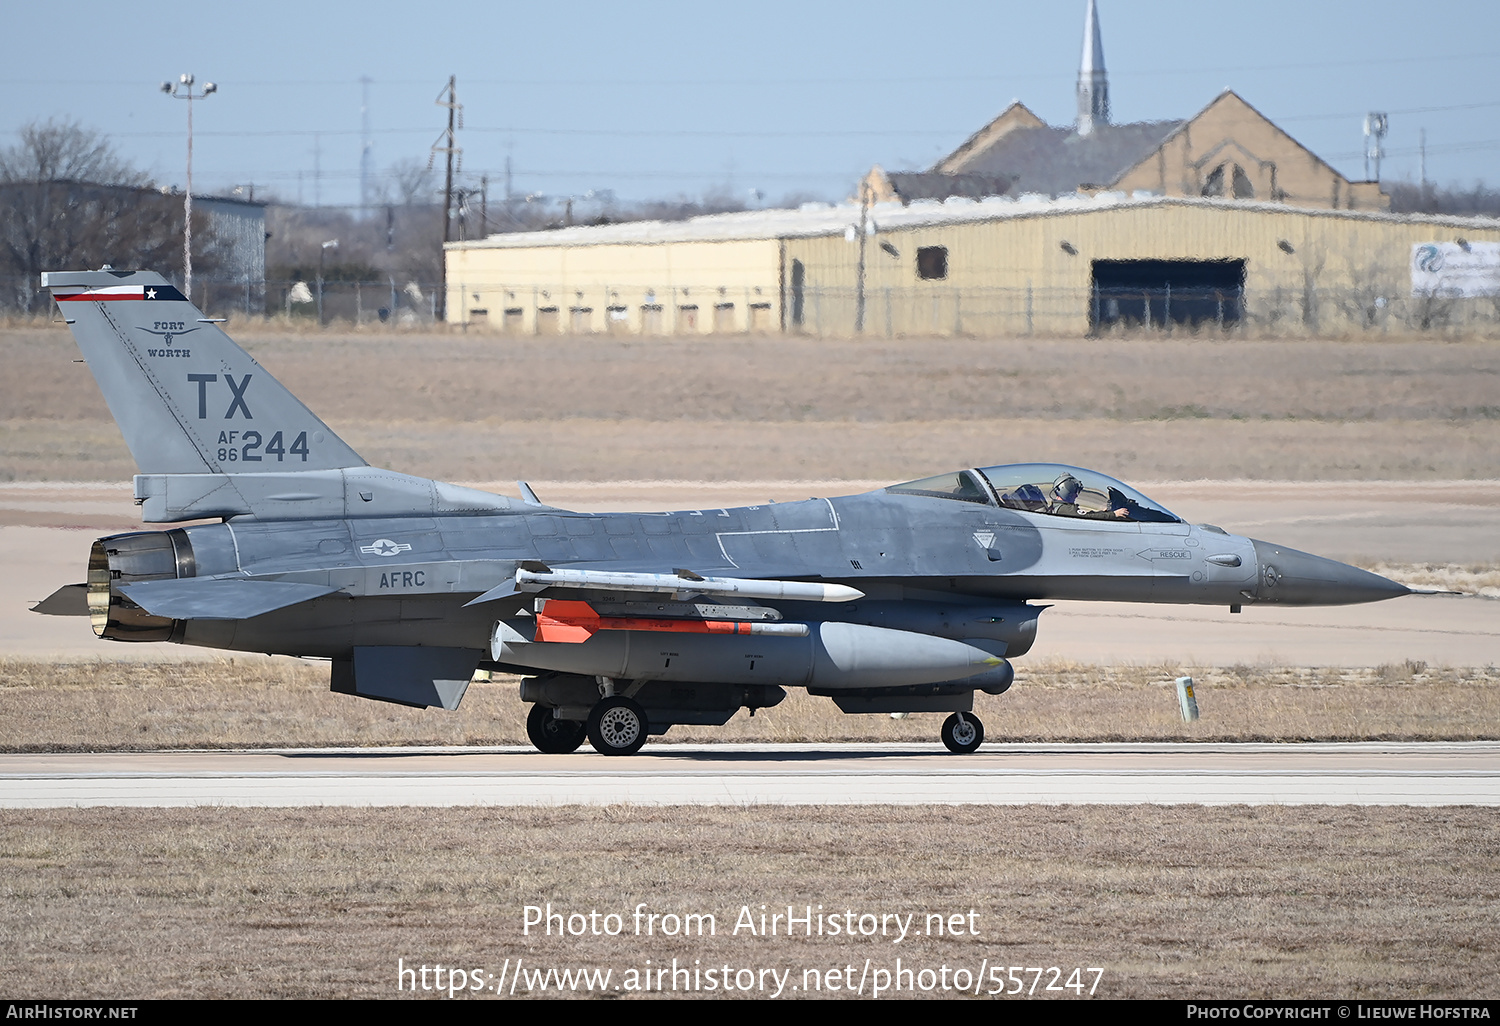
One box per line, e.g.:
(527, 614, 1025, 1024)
(1367, 562, 1500, 598)
(1, 805, 1496, 999)
(2, 658, 1497, 751)
(6, 325, 1500, 482)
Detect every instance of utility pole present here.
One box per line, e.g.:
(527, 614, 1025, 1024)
(1420, 128, 1429, 208)
(360, 75, 374, 220)
(505, 152, 514, 228)
(429, 76, 462, 320)
(160, 73, 217, 302)
(854, 180, 871, 334)
(317, 239, 338, 326)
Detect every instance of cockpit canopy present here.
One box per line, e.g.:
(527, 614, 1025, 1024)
(887, 463, 1182, 524)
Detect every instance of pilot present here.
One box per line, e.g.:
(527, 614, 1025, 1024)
(1049, 473, 1129, 520)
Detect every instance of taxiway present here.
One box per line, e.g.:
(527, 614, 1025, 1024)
(3, 742, 1496, 807)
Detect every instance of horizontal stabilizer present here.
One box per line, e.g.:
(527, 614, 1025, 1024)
(117, 578, 341, 620)
(31, 584, 89, 616)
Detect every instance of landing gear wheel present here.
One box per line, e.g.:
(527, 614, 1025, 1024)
(941, 712, 984, 754)
(586, 696, 650, 756)
(527, 704, 586, 754)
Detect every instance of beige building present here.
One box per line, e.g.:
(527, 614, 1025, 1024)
(445, 208, 835, 336)
(445, 220, 785, 336)
(445, 195, 1500, 337)
(779, 196, 1498, 337)
(886, 91, 1387, 212)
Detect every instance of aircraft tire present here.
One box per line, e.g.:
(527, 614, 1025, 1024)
(526, 703, 587, 754)
(586, 696, 650, 756)
(941, 712, 984, 754)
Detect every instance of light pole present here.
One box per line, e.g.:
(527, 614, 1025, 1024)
(317, 239, 338, 325)
(161, 73, 217, 302)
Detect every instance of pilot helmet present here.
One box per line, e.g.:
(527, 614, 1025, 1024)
(1052, 473, 1083, 503)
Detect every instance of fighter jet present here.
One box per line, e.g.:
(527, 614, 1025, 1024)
(33, 269, 1409, 755)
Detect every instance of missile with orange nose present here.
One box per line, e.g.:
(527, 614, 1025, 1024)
(534, 599, 811, 644)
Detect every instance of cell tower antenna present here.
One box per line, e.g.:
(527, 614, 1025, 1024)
(1364, 112, 1389, 183)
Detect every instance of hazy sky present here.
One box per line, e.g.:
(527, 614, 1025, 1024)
(4, 0, 1497, 209)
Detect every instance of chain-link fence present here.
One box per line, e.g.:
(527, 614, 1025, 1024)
(7, 274, 1500, 337)
(0, 274, 444, 325)
(746, 283, 1500, 338)
(183, 277, 443, 325)
(253, 278, 442, 325)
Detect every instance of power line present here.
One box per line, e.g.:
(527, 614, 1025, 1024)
(1276, 100, 1500, 123)
(32, 126, 968, 141)
(3, 49, 1499, 89)
(11, 98, 1500, 143)
(1323, 139, 1500, 162)
(179, 166, 869, 184)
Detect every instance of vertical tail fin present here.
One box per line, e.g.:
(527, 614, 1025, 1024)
(43, 269, 365, 475)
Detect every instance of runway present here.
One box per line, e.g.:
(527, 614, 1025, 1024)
(4, 741, 1497, 808)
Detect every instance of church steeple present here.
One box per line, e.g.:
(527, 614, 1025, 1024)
(1076, 0, 1110, 136)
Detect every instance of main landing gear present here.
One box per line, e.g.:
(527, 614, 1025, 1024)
(585, 696, 650, 756)
(940, 711, 984, 754)
(526, 698, 650, 756)
(526, 703, 586, 754)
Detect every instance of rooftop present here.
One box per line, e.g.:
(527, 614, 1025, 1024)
(446, 193, 1500, 252)
(946, 120, 1184, 195)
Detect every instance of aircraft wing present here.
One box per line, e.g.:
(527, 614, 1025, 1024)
(116, 578, 342, 620)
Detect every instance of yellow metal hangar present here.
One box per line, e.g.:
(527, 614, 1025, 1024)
(442, 208, 808, 337)
(442, 196, 1500, 338)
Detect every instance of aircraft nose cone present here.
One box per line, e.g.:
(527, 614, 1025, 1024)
(1250, 539, 1411, 606)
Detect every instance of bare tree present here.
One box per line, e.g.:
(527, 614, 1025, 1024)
(1387, 178, 1500, 218)
(0, 118, 145, 187)
(389, 158, 436, 207)
(0, 119, 214, 312)
(265, 199, 443, 286)
(1338, 249, 1397, 331)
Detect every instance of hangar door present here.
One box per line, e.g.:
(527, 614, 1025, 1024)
(1091, 259, 1245, 331)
